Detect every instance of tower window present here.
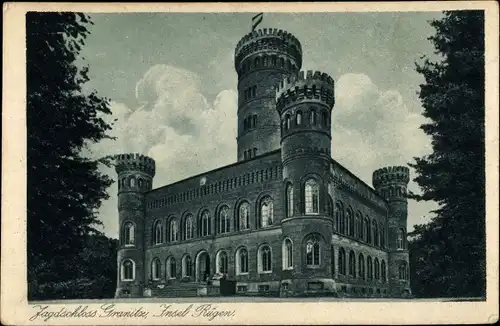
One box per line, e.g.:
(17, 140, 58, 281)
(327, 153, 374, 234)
(121, 259, 135, 281)
(310, 109, 317, 125)
(282, 238, 293, 270)
(122, 221, 135, 246)
(397, 228, 405, 249)
(253, 148, 257, 157)
(296, 111, 302, 125)
(252, 115, 257, 128)
(306, 238, 320, 267)
(304, 179, 319, 214)
(286, 115, 291, 130)
(398, 262, 408, 280)
(286, 184, 293, 217)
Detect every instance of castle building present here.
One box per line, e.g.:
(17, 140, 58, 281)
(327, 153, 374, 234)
(114, 27, 411, 298)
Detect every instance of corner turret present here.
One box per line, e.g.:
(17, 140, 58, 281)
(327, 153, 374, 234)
(373, 165, 411, 297)
(114, 153, 155, 298)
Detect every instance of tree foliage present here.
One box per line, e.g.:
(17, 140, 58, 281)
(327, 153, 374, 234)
(408, 11, 485, 298)
(27, 12, 116, 299)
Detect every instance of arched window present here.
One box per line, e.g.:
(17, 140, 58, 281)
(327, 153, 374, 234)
(216, 251, 229, 274)
(365, 217, 371, 243)
(310, 110, 317, 125)
(238, 202, 250, 230)
(166, 257, 176, 279)
(218, 206, 231, 234)
(349, 251, 356, 277)
(258, 245, 272, 273)
(184, 215, 194, 240)
(397, 228, 405, 249)
(346, 209, 354, 237)
(182, 255, 193, 278)
(335, 203, 343, 233)
(169, 219, 179, 242)
(236, 248, 249, 274)
(374, 258, 380, 280)
(381, 260, 387, 282)
(282, 238, 293, 270)
(338, 247, 346, 275)
(296, 111, 302, 125)
(138, 178, 144, 188)
(151, 258, 161, 280)
(286, 184, 294, 217)
(372, 220, 379, 246)
(200, 210, 210, 237)
(153, 220, 163, 245)
(305, 239, 320, 267)
(123, 221, 135, 246)
(356, 212, 363, 239)
(252, 115, 257, 128)
(399, 262, 408, 280)
(286, 115, 291, 130)
(121, 259, 135, 281)
(255, 57, 260, 67)
(304, 179, 319, 214)
(129, 177, 136, 188)
(367, 256, 373, 280)
(358, 254, 365, 279)
(260, 197, 274, 227)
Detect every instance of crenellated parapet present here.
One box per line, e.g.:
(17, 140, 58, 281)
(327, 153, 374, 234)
(372, 166, 410, 202)
(275, 70, 335, 114)
(234, 28, 302, 74)
(115, 153, 156, 177)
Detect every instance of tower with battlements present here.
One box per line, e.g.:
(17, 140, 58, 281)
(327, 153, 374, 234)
(373, 166, 411, 297)
(114, 153, 155, 298)
(234, 28, 302, 161)
(276, 70, 336, 293)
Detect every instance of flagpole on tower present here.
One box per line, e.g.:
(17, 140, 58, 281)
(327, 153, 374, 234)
(251, 13, 264, 31)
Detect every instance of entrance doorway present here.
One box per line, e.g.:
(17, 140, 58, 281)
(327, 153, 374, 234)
(196, 251, 211, 283)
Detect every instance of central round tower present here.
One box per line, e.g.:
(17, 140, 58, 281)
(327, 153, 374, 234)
(234, 28, 302, 161)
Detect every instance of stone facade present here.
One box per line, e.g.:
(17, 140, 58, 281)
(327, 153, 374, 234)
(113, 27, 412, 298)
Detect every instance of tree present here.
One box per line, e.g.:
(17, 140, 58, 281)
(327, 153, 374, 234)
(27, 12, 114, 299)
(408, 11, 485, 298)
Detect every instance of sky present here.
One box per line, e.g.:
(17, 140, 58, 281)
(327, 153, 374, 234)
(80, 12, 443, 239)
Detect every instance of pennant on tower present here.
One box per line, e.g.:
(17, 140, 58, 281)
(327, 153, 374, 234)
(251, 13, 263, 31)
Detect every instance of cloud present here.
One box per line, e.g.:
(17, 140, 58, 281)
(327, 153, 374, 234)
(332, 73, 437, 228)
(89, 64, 237, 238)
(89, 69, 436, 238)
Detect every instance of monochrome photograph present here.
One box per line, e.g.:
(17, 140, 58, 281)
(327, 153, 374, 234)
(2, 2, 498, 325)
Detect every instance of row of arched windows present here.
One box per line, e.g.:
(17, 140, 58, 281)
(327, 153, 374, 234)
(147, 197, 275, 245)
(336, 248, 387, 282)
(118, 175, 150, 190)
(282, 108, 330, 133)
(333, 202, 386, 249)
